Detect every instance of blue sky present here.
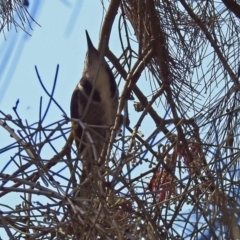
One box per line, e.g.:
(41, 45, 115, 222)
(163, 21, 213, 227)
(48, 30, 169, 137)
(0, 0, 153, 129)
(1, 1, 96, 120)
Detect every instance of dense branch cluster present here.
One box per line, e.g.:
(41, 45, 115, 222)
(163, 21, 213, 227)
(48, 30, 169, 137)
(0, 0, 32, 37)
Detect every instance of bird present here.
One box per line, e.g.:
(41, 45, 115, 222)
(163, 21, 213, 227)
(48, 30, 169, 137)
(70, 30, 119, 187)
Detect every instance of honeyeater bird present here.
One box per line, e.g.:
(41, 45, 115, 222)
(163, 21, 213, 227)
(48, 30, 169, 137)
(70, 30, 119, 184)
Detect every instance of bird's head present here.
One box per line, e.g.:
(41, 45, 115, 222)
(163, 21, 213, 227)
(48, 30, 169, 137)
(83, 31, 111, 87)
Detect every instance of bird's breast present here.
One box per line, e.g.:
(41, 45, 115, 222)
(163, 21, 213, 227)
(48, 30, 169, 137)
(89, 72, 118, 125)
(99, 90, 118, 126)
(77, 83, 118, 127)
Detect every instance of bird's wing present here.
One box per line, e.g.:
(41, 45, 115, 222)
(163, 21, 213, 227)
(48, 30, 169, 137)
(70, 76, 101, 153)
(70, 85, 84, 153)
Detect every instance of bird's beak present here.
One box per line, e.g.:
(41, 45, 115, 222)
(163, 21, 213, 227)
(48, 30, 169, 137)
(85, 30, 94, 50)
